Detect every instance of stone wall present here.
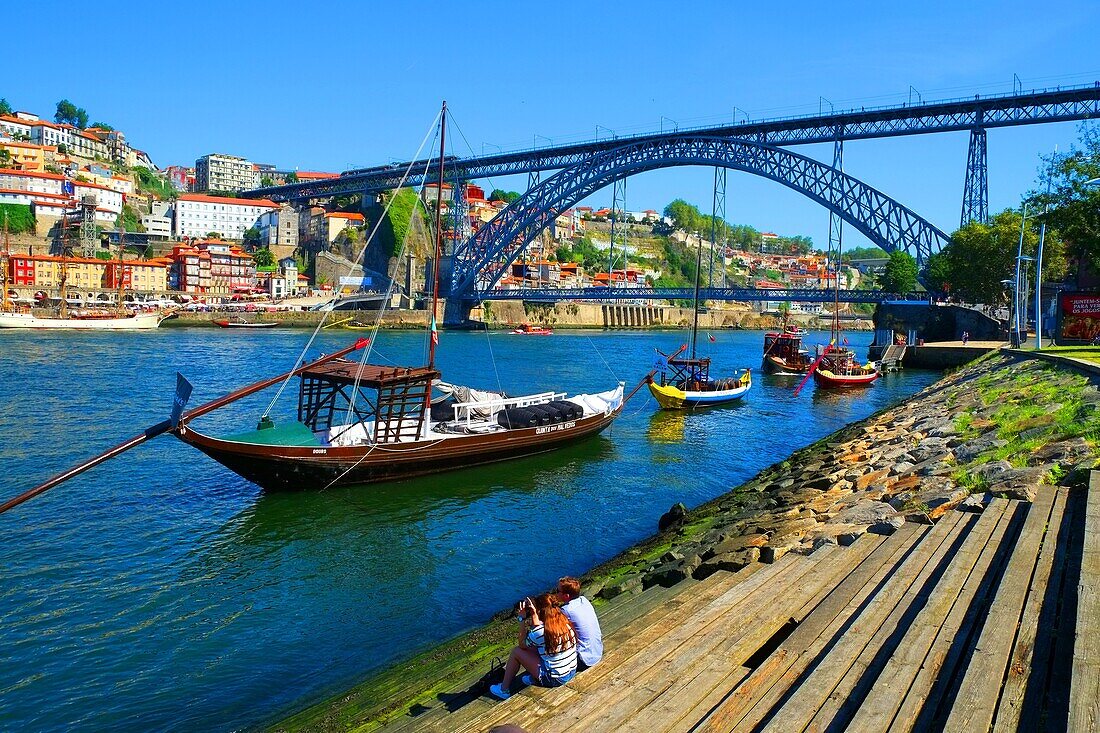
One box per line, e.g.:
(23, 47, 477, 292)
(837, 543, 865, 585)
(874, 302, 1004, 342)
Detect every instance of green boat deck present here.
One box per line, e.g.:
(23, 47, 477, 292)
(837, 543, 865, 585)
(222, 421, 322, 447)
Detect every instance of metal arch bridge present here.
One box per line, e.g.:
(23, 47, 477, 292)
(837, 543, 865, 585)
(245, 84, 1100, 202)
(474, 287, 927, 304)
(449, 135, 949, 306)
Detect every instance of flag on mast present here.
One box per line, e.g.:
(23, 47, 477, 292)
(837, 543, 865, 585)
(430, 314, 439, 346)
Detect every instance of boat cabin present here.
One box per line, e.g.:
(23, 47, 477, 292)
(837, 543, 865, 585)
(658, 355, 713, 390)
(297, 360, 440, 445)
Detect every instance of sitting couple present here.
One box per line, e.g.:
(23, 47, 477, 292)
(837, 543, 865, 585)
(489, 576, 603, 700)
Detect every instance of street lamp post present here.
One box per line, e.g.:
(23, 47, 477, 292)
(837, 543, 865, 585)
(1012, 204, 1028, 347)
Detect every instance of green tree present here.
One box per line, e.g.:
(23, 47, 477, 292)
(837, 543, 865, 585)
(375, 187, 425, 257)
(1027, 122, 1100, 283)
(115, 204, 145, 233)
(0, 203, 36, 234)
(260, 176, 274, 187)
(0, 149, 9, 165)
(940, 209, 1064, 303)
(285, 171, 299, 183)
(253, 247, 275, 267)
(842, 246, 888, 262)
(54, 99, 88, 128)
(243, 226, 263, 247)
(90, 122, 114, 131)
(922, 250, 952, 294)
(0, 98, 12, 116)
(205, 231, 222, 239)
(880, 251, 919, 292)
(489, 189, 521, 203)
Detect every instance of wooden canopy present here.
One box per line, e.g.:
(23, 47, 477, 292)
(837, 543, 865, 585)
(299, 360, 440, 388)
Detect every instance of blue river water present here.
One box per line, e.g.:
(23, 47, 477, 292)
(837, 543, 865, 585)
(0, 327, 940, 731)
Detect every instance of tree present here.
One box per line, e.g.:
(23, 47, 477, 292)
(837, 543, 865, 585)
(260, 176, 274, 187)
(489, 189, 521, 203)
(253, 247, 275, 267)
(115, 204, 145, 233)
(939, 209, 1064, 304)
(285, 171, 299, 183)
(54, 99, 88, 128)
(243, 226, 263, 247)
(90, 122, 114, 131)
(205, 231, 222, 239)
(880, 251, 919, 292)
(1026, 122, 1100, 284)
(56, 144, 68, 155)
(0, 98, 12, 116)
(0, 149, 9, 165)
(922, 250, 952, 294)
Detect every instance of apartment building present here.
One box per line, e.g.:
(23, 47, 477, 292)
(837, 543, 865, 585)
(195, 153, 258, 193)
(173, 193, 278, 240)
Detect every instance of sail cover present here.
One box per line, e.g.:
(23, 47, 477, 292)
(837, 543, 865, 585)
(434, 382, 507, 419)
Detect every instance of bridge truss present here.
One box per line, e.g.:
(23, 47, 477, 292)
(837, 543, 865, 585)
(477, 287, 928, 304)
(450, 136, 951, 303)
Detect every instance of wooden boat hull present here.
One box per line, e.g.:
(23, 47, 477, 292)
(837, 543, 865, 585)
(0, 310, 166, 329)
(762, 354, 811, 375)
(812, 368, 880, 388)
(174, 407, 621, 492)
(648, 371, 751, 410)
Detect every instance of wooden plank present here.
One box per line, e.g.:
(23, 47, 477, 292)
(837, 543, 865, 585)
(993, 489, 1069, 732)
(758, 510, 969, 732)
(555, 549, 842, 733)
(847, 499, 1011, 731)
(944, 486, 1058, 732)
(1069, 472, 1100, 733)
(696, 524, 929, 733)
(889, 499, 1018, 732)
(801, 510, 976, 732)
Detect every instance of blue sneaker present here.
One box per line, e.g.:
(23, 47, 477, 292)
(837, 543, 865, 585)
(489, 683, 511, 700)
(520, 673, 534, 686)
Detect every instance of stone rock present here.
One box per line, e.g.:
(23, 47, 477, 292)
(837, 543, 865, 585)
(955, 435, 1009, 463)
(692, 548, 760, 580)
(975, 460, 1014, 485)
(868, 516, 906, 535)
(761, 544, 793, 564)
(761, 517, 820, 544)
(829, 500, 901, 527)
(988, 466, 1052, 502)
(701, 533, 768, 560)
(1029, 438, 1093, 468)
(600, 575, 641, 599)
(855, 469, 891, 490)
(661, 549, 685, 564)
(1020, 426, 1051, 442)
(645, 554, 701, 588)
(807, 522, 868, 547)
(960, 493, 990, 512)
(891, 461, 915, 476)
(805, 475, 836, 492)
(658, 502, 688, 532)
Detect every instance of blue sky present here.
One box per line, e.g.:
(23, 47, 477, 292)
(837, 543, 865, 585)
(2, 0, 1097, 250)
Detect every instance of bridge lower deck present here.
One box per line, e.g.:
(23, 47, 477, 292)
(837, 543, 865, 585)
(387, 479, 1095, 733)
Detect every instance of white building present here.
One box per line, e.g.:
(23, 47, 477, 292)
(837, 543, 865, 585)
(173, 193, 278, 239)
(141, 214, 172, 237)
(72, 181, 123, 215)
(29, 121, 75, 150)
(195, 153, 258, 193)
(0, 115, 33, 139)
(0, 168, 66, 196)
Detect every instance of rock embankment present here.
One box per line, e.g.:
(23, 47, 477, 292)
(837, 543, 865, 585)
(591, 352, 1100, 598)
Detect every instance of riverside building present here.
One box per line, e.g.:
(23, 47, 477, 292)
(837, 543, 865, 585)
(172, 193, 278, 240)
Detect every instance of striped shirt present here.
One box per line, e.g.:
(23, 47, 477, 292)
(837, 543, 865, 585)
(526, 623, 577, 682)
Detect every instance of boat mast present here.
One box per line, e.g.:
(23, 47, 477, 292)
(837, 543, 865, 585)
(690, 230, 702, 358)
(427, 100, 446, 369)
(1, 212, 11, 312)
(116, 228, 126, 316)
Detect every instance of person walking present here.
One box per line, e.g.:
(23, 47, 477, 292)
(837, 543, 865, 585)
(557, 577, 603, 670)
(490, 594, 577, 700)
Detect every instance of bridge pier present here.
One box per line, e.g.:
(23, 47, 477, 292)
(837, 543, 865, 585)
(961, 125, 989, 227)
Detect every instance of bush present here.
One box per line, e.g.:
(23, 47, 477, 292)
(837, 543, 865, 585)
(0, 203, 35, 234)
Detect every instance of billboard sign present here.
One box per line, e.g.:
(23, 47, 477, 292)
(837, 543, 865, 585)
(1055, 292, 1100, 345)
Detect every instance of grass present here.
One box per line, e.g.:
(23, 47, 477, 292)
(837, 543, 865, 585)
(1035, 347, 1100, 365)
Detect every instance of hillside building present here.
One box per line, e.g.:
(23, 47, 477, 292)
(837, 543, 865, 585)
(172, 193, 278, 240)
(195, 153, 258, 193)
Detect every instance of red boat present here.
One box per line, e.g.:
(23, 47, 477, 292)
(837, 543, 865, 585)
(812, 344, 880, 388)
(512, 323, 553, 335)
(213, 317, 280, 329)
(762, 323, 813, 374)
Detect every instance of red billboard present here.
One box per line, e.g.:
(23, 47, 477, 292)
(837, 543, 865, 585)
(1057, 292, 1100, 344)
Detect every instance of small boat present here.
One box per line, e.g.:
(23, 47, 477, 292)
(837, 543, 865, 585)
(213, 317, 280, 329)
(762, 320, 813, 375)
(647, 226, 750, 410)
(512, 323, 553, 335)
(812, 344, 881, 388)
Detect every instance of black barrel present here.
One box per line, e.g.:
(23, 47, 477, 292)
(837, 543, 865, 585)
(549, 400, 582, 420)
(497, 407, 538, 429)
(526, 404, 557, 424)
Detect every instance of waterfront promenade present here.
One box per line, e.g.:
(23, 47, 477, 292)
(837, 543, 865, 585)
(278, 349, 1100, 732)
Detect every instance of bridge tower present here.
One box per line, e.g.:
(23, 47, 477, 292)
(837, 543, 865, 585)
(828, 133, 844, 283)
(710, 167, 726, 287)
(960, 124, 989, 228)
(609, 177, 627, 282)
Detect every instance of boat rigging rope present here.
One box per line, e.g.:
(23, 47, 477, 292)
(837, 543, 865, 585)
(339, 134, 440, 428)
(259, 110, 442, 422)
(585, 335, 619, 381)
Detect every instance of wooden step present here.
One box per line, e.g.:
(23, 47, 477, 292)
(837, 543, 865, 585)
(757, 510, 971, 732)
(848, 498, 1017, 731)
(944, 487, 1059, 732)
(694, 522, 931, 732)
(1069, 472, 1100, 733)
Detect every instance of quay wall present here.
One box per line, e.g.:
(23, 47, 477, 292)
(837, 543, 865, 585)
(272, 349, 1100, 732)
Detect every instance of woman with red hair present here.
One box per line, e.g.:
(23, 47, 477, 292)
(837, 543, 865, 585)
(490, 593, 577, 700)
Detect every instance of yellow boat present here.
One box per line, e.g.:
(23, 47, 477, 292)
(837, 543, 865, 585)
(648, 365, 752, 409)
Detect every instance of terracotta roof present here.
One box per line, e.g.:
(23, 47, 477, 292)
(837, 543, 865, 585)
(178, 193, 278, 208)
(295, 171, 339, 180)
(324, 212, 365, 221)
(0, 168, 66, 181)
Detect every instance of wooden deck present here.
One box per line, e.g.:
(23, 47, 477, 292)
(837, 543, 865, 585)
(384, 480, 1098, 733)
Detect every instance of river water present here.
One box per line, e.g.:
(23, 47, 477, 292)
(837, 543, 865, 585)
(0, 327, 939, 732)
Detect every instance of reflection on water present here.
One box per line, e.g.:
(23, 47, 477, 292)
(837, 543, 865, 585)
(0, 328, 940, 733)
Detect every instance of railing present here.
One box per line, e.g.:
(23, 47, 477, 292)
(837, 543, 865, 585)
(450, 390, 565, 426)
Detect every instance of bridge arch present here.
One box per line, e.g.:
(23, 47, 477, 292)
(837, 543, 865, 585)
(449, 135, 949, 301)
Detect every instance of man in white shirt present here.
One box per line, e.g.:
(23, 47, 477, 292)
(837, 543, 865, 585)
(557, 576, 603, 670)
